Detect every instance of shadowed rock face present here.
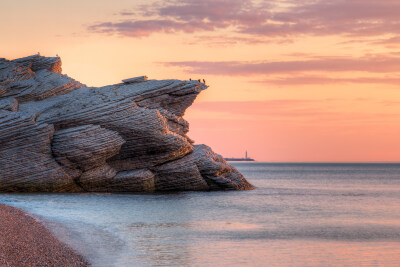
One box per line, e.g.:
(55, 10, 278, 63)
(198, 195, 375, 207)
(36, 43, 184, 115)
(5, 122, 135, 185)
(0, 55, 253, 192)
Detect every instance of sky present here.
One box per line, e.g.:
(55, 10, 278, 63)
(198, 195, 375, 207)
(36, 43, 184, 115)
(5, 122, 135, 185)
(1, 0, 400, 162)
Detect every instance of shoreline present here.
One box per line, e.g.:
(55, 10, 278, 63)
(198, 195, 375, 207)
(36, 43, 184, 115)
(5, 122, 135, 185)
(0, 203, 89, 266)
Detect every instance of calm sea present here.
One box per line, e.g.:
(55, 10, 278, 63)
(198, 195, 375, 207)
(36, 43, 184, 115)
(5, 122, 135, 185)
(1, 163, 400, 266)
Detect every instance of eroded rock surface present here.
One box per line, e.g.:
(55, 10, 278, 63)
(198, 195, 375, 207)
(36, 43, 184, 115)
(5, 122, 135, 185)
(0, 55, 253, 192)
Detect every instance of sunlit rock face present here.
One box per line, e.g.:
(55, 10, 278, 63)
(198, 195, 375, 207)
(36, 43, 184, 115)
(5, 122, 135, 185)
(0, 55, 253, 192)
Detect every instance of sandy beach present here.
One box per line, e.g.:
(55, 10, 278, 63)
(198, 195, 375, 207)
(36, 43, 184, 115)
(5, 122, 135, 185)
(0, 203, 88, 266)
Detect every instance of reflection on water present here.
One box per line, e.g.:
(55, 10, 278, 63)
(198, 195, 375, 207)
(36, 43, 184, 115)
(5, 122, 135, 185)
(1, 163, 400, 266)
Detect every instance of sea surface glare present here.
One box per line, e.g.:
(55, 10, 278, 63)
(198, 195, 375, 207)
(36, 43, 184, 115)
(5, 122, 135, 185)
(1, 163, 400, 266)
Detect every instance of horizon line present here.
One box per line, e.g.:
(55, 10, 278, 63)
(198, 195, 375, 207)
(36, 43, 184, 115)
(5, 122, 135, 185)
(229, 161, 400, 164)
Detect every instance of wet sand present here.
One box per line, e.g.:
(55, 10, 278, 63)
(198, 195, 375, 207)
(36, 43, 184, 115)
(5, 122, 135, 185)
(0, 204, 89, 266)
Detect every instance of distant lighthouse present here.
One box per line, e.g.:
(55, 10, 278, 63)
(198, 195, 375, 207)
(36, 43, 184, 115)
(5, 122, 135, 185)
(224, 150, 255, 161)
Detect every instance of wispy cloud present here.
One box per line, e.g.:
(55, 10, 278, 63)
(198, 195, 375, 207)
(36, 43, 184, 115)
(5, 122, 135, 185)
(243, 0, 400, 37)
(163, 54, 400, 76)
(257, 75, 400, 86)
(372, 36, 400, 47)
(119, 12, 136, 16)
(89, 0, 265, 38)
(88, 20, 215, 37)
(184, 35, 293, 46)
(88, 0, 400, 40)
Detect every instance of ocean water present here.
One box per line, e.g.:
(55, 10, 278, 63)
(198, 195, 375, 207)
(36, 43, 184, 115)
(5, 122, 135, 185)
(1, 163, 400, 266)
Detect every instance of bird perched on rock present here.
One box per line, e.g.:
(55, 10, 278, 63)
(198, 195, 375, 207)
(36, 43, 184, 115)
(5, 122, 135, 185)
(189, 78, 191, 81)
(198, 79, 201, 82)
(203, 79, 206, 84)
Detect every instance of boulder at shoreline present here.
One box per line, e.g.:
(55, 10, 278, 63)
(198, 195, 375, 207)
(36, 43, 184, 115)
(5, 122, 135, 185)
(0, 55, 253, 192)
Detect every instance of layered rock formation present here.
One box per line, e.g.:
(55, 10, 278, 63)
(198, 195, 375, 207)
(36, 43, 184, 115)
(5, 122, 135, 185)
(0, 55, 253, 192)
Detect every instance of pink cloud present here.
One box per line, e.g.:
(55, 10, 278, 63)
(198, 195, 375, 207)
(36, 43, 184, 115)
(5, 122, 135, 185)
(185, 35, 292, 46)
(163, 55, 400, 76)
(372, 36, 400, 47)
(89, 0, 265, 37)
(256, 75, 400, 86)
(88, 20, 215, 37)
(158, 0, 268, 27)
(88, 0, 400, 39)
(246, 0, 400, 37)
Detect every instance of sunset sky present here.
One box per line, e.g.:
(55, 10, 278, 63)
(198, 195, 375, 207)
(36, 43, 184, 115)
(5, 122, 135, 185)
(2, 0, 400, 162)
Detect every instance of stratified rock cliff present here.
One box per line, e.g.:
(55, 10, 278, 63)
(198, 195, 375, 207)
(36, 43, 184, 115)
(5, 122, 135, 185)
(0, 55, 253, 192)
